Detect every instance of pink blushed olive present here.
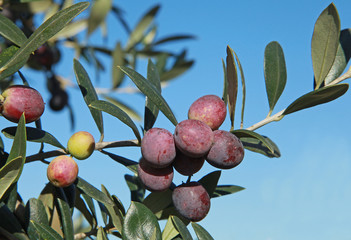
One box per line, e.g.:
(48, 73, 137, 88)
(47, 155, 78, 188)
(0, 85, 45, 123)
(206, 130, 244, 169)
(188, 95, 226, 130)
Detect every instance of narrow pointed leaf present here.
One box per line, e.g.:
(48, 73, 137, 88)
(222, 58, 228, 105)
(160, 61, 194, 82)
(103, 95, 141, 121)
(171, 216, 192, 240)
(264, 41, 287, 115)
(89, 100, 141, 143)
(125, 174, 145, 202)
(283, 83, 348, 115)
(112, 42, 125, 88)
(312, 3, 340, 89)
(52, 19, 88, 40)
(232, 129, 275, 155)
(0, 14, 27, 47)
(76, 177, 114, 206)
(122, 201, 162, 240)
(30, 220, 63, 240)
(100, 150, 138, 173)
(119, 66, 178, 126)
(239, 134, 280, 158)
(74, 59, 104, 137)
(25, 198, 49, 226)
(153, 35, 196, 46)
(126, 5, 160, 50)
(145, 59, 161, 132)
(25, 198, 49, 240)
(198, 171, 221, 197)
(325, 28, 351, 84)
(97, 227, 108, 240)
(226, 45, 238, 130)
(7, 114, 26, 164)
(100, 185, 124, 232)
(233, 50, 246, 128)
(87, 0, 112, 36)
(2, 127, 65, 150)
(0, 203, 29, 240)
(162, 216, 179, 240)
(212, 185, 245, 198)
(143, 189, 172, 214)
(0, 2, 90, 79)
(191, 222, 214, 240)
(74, 192, 96, 228)
(56, 198, 74, 240)
(0, 157, 23, 201)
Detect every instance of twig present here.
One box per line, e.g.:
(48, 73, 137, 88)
(246, 109, 285, 131)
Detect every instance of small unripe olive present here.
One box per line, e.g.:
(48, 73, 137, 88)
(67, 131, 95, 160)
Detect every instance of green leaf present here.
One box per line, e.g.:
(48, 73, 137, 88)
(74, 191, 96, 228)
(25, 198, 49, 226)
(264, 41, 287, 115)
(2, 127, 65, 149)
(24, 198, 48, 240)
(4, 184, 17, 212)
(123, 201, 162, 240)
(232, 129, 276, 155)
(171, 216, 192, 240)
(198, 171, 221, 197)
(240, 134, 280, 158)
(232, 50, 246, 128)
(125, 174, 145, 202)
(89, 100, 141, 143)
(87, 0, 112, 36)
(103, 95, 141, 122)
(325, 28, 351, 84)
(152, 35, 196, 46)
(125, 5, 160, 51)
(80, 192, 98, 227)
(7, 114, 27, 165)
(100, 150, 138, 173)
(119, 66, 178, 126)
(191, 222, 214, 240)
(159, 61, 194, 82)
(56, 198, 74, 240)
(97, 227, 108, 240)
(0, 14, 27, 47)
(0, 2, 90, 80)
(162, 216, 179, 240)
(145, 59, 161, 132)
(312, 3, 340, 89)
(38, 184, 55, 220)
(226, 45, 238, 130)
(143, 189, 172, 214)
(30, 220, 63, 240)
(0, 46, 27, 81)
(222, 58, 228, 105)
(76, 177, 114, 207)
(100, 185, 124, 233)
(52, 19, 88, 40)
(0, 203, 29, 240)
(74, 59, 104, 138)
(211, 185, 245, 198)
(112, 42, 125, 88)
(283, 83, 349, 115)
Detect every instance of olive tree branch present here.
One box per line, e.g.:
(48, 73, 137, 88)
(25, 139, 139, 163)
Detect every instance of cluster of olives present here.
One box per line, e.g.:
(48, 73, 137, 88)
(47, 131, 95, 188)
(138, 95, 245, 221)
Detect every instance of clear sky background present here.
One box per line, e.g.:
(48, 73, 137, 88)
(4, 1, 351, 239)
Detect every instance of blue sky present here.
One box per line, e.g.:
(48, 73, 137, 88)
(5, 1, 351, 239)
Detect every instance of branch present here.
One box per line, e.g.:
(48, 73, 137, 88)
(25, 139, 140, 163)
(246, 109, 285, 131)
